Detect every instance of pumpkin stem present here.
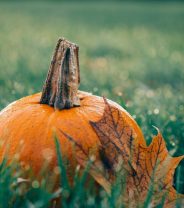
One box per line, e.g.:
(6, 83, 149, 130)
(40, 38, 80, 110)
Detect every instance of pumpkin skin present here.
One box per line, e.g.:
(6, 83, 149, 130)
(0, 91, 144, 175)
(0, 38, 145, 186)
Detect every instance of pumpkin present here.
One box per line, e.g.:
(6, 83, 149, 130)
(0, 38, 183, 207)
(0, 38, 144, 176)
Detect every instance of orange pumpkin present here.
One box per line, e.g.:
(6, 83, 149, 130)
(0, 38, 144, 178)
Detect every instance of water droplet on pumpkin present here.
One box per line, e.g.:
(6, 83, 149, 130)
(25, 164, 30, 171)
(54, 166, 61, 175)
(42, 148, 54, 161)
(19, 139, 24, 145)
(14, 153, 20, 160)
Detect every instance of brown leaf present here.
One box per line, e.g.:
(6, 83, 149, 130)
(60, 98, 184, 207)
(59, 129, 111, 193)
(90, 98, 184, 207)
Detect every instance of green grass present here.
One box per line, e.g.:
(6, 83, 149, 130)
(0, 0, 184, 206)
(0, 137, 183, 207)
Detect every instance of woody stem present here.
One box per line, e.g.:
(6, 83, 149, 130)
(40, 38, 80, 110)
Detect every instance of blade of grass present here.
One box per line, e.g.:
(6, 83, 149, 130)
(54, 135, 70, 208)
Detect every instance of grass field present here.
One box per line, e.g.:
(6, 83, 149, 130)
(0, 0, 184, 206)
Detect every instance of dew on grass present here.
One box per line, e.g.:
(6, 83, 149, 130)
(32, 180, 40, 189)
(75, 164, 80, 172)
(147, 110, 152, 115)
(146, 90, 154, 98)
(132, 115, 136, 119)
(87, 196, 95, 206)
(153, 108, 159, 115)
(125, 101, 133, 107)
(117, 91, 123, 96)
(93, 87, 98, 93)
(170, 115, 176, 122)
(171, 141, 176, 147)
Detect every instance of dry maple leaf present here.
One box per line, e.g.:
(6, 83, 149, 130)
(60, 98, 184, 207)
(59, 129, 111, 193)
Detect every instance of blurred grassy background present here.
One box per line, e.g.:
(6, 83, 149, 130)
(0, 0, 184, 192)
